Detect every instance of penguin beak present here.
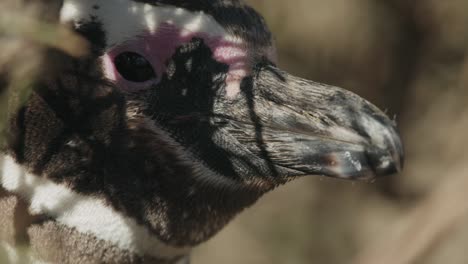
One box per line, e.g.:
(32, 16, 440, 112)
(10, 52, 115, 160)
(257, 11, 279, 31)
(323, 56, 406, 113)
(220, 64, 404, 180)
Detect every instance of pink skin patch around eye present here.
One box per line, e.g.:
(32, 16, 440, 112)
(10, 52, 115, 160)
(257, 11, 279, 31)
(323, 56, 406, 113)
(102, 23, 251, 98)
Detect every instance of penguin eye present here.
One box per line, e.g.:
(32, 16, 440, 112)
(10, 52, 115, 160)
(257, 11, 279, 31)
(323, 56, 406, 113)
(114, 52, 156, 82)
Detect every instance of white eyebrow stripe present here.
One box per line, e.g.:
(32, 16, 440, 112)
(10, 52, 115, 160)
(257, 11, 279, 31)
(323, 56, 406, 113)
(60, 0, 243, 48)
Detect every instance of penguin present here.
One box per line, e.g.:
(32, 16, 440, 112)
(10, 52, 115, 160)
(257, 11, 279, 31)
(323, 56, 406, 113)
(0, 0, 404, 263)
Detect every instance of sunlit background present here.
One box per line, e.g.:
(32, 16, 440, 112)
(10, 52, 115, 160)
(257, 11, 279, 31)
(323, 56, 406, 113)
(194, 1, 468, 263)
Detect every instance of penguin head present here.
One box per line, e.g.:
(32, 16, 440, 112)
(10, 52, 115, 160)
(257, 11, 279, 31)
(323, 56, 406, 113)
(48, 0, 403, 255)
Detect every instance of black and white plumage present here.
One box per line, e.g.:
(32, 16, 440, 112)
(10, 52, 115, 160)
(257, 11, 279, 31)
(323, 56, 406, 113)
(0, 0, 404, 263)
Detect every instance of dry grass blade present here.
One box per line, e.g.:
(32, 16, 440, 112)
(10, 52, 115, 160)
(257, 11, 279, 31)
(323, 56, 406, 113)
(0, 1, 89, 148)
(0, 13, 89, 58)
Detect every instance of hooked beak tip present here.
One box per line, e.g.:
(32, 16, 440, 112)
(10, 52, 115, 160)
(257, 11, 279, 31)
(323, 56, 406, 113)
(366, 144, 404, 178)
(302, 117, 405, 180)
(367, 118, 405, 177)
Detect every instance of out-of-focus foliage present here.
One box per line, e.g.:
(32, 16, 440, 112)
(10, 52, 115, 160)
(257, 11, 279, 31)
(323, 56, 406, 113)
(0, 0, 88, 149)
(194, 1, 468, 263)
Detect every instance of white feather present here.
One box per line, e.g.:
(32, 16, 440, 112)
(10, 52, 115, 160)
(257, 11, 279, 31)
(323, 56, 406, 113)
(60, 0, 241, 47)
(0, 156, 191, 259)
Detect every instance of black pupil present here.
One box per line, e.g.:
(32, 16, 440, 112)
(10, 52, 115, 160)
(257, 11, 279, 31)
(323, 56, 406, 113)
(114, 52, 156, 82)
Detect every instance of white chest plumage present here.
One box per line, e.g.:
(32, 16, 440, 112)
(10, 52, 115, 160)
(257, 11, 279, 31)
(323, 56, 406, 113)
(0, 155, 190, 263)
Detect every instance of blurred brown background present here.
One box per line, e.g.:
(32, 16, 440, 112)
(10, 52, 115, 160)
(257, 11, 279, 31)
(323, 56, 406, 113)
(194, 1, 468, 263)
